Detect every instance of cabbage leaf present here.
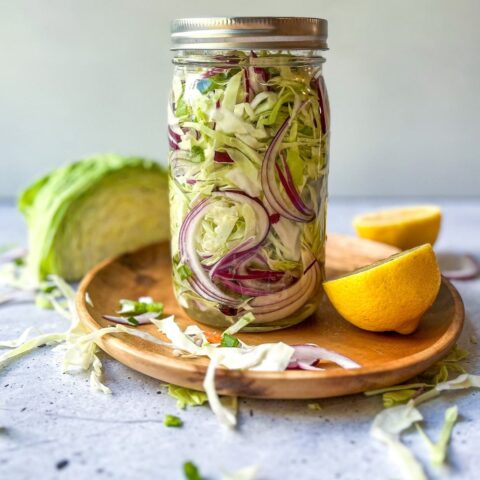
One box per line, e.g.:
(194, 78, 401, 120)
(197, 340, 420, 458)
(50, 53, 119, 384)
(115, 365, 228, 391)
(19, 154, 170, 281)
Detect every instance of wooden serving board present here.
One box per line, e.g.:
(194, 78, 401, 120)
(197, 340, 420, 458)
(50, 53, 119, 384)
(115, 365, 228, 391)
(76, 234, 464, 399)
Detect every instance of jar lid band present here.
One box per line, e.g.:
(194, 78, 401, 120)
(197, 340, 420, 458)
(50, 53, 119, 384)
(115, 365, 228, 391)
(171, 17, 328, 51)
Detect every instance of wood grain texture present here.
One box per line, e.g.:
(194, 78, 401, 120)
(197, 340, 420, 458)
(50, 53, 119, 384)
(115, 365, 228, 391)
(76, 234, 464, 399)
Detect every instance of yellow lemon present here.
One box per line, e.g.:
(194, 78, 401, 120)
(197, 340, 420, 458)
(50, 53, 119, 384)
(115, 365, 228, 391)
(353, 205, 441, 250)
(323, 244, 441, 334)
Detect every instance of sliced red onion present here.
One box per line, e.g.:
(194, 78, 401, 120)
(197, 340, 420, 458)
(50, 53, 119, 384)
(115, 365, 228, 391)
(102, 312, 159, 325)
(275, 154, 315, 221)
(261, 101, 314, 223)
(245, 51, 268, 101)
(168, 126, 182, 151)
(214, 253, 295, 296)
(303, 259, 317, 275)
(250, 251, 321, 322)
(239, 274, 296, 295)
(208, 192, 270, 280)
(269, 213, 280, 224)
(312, 72, 330, 135)
(288, 344, 360, 370)
(295, 362, 325, 371)
(179, 191, 270, 306)
(437, 252, 480, 280)
(179, 198, 240, 307)
(218, 278, 272, 297)
(214, 151, 234, 164)
(215, 268, 284, 281)
(243, 68, 253, 103)
(219, 305, 238, 316)
(209, 240, 256, 280)
(251, 266, 316, 316)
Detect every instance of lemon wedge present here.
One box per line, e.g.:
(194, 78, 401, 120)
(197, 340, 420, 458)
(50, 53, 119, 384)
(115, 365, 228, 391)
(323, 244, 441, 334)
(353, 205, 441, 250)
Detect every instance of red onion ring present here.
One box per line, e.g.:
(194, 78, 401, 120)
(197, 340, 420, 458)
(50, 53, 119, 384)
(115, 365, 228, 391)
(102, 312, 159, 326)
(312, 72, 330, 135)
(437, 252, 480, 280)
(275, 154, 315, 220)
(179, 191, 270, 306)
(288, 344, 360, 370)
(208, 191, 270, 280)
(261, 101, 314, 223)
(168, 126, 182, 151)
(250, 251, 321, 322)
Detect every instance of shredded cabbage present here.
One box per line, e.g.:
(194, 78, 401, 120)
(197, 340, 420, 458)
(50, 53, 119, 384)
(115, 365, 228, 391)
(169, 51, 329, 327)
(0, 332, 66, 368)
(223, 312, 255, 336)
(383, 389, 418, 408)
(203, 356, 237, 429)
(90, 354, 112, 394)
(365, 345, 470, 407)
(413, 373, 480, 405)
(152, 315, 293, 427)
(0, 327, 36, 348)
(370, 402, 426, 480)
(167, 384, 208, 409)
(416, 405, 458, 466)
(370, 366, 480, 479)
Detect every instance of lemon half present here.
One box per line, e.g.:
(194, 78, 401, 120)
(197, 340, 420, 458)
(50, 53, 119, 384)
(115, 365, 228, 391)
(353, 205, 441, 250)
(323, 244, 441, 334)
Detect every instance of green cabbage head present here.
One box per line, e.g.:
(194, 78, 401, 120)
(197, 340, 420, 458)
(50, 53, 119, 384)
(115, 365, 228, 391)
(18, 154, 170, 281)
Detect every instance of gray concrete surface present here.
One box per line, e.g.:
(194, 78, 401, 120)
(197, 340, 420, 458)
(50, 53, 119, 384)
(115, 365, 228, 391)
(0, 198, 479, 480)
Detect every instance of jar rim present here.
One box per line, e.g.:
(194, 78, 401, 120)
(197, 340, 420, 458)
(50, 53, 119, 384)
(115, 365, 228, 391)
(171, 17, 328, 51)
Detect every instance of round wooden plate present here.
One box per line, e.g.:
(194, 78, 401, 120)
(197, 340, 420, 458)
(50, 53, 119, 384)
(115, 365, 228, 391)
(76, 234, 464, 399)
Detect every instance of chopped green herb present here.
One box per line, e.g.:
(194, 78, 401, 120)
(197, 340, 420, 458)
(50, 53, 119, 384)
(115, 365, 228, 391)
(422, 346, 468, 385)
(190, 146, 205, 163)
(164, 414, 183, 427)
(39, 282, 57, 294)
(127, 317, 139, 326)
(118, 298, 163, 317)
(167, 384, 208, 409)
(221, 333, 240, 348)
(177, 264, 192, 281)
(183, 461, 203, 480)
(13, 257, 25, 267)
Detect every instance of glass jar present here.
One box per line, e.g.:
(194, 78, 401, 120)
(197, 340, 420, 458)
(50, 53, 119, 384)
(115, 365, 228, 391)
(168, 17, 330, 331)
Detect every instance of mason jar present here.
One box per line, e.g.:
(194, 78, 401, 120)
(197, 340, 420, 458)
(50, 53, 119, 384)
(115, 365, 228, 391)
(168, 17, 330, 331)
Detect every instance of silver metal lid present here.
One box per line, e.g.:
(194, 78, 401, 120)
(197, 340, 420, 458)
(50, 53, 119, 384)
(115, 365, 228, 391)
(171, 17, 328, 50)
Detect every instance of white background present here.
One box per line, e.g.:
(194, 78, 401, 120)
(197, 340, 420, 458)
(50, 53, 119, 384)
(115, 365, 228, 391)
(1, 0, 479, 197)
